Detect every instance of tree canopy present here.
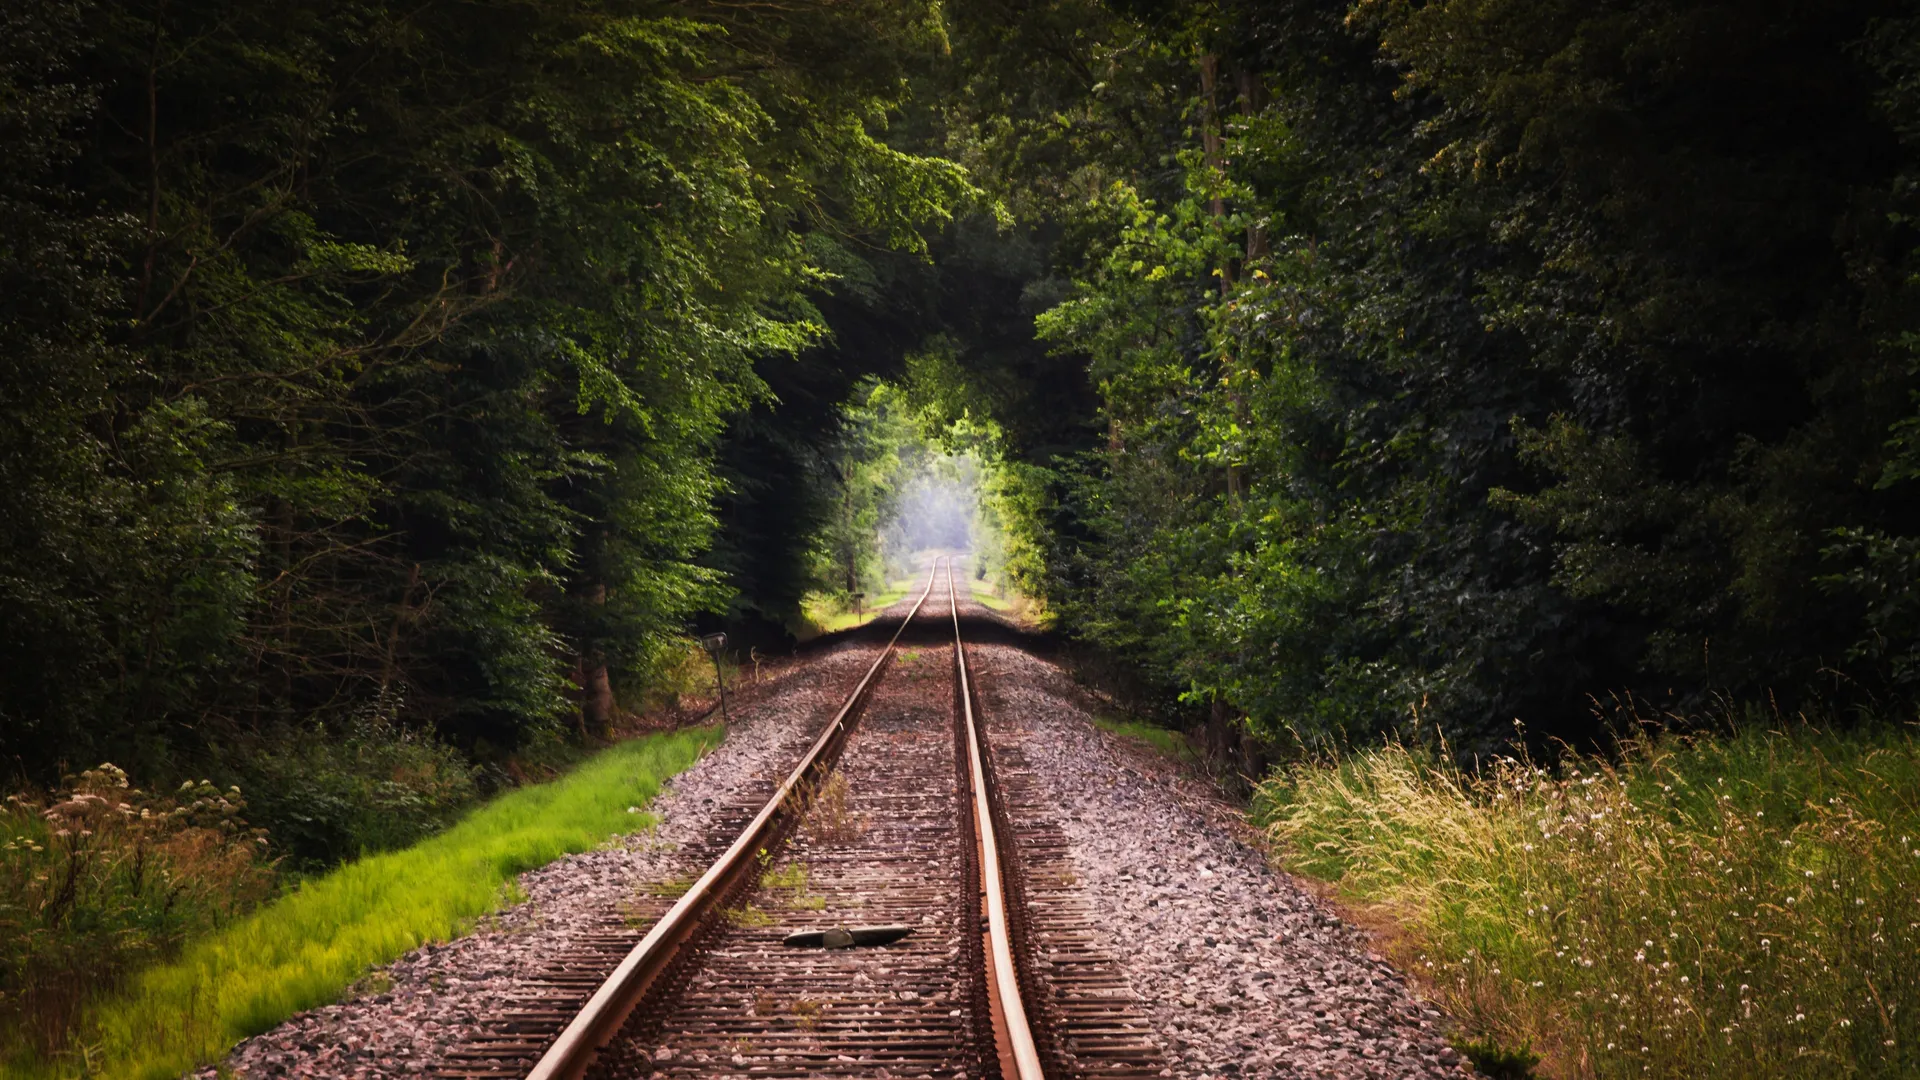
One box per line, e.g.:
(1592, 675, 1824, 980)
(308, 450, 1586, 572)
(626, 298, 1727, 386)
(0, 0, 972, 782)
(931, 0, 1920, 753)
(8, 0, 1920, 788)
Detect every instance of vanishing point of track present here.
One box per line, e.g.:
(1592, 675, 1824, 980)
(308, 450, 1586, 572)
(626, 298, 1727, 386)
(438, 558, 1164, 1080)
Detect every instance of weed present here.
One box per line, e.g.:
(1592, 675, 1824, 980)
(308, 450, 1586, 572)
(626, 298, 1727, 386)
(644, 874, 695, 899)
(761, 862, 808, 891)
(725, 904, 775, 928)
(970, 583, 1018, 614)
(760, 862, 828, 910)
(803, 772, 862, 845)
(791, 997, 823, 1029)
(0, 766, 273, 1061)
(793, 581, 912, 640)
(1255, 724, 1920, 1079)
(223, 713, 478, 872)
(1093, 715, 1197, 763)
(752, 992, 780, 1017)
(629, 639, 731, 716)
(1455, 1037, 1539, 1080)
(17, 727, 719, 1080)
(348, 970, 393, 999)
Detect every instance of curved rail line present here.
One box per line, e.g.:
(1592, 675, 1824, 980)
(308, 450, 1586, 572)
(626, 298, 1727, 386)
(526, 557, 1047, 1080)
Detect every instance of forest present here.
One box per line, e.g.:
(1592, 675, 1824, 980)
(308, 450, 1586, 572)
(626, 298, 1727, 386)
(4, 0, 1920, 1076)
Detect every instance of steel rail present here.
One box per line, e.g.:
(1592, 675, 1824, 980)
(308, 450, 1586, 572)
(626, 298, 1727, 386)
(525, 563, 943, 1080)
(947, 558, 1047, 1080)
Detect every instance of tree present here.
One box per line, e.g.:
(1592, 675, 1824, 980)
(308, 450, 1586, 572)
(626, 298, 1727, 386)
(0, 0, 972, 783)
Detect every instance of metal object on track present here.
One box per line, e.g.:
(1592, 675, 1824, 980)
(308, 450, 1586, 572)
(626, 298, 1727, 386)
(780, 924, 916, 949)
(520, 566, 941, 1080)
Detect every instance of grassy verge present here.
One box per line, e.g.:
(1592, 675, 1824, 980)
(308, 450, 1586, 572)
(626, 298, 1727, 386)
(967, 576, 1055, 629)
(969, 578, 1017, 613)
(1093, 714, 1198, 763)
(30, 726, 719, 1080)
(1253, 724, 1920, 1079)
(795, 579, 915, 638)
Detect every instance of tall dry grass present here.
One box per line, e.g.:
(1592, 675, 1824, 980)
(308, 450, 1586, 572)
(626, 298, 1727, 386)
(1255, 724, 1920, 1079)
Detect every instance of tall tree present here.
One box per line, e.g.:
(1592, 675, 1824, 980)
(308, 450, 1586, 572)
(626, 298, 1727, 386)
(942, 0, 1920, 753)
(0, 0, 972, 780)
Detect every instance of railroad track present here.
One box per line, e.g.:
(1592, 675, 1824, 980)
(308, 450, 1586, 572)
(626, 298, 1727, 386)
(439, 558, 1164, 1080)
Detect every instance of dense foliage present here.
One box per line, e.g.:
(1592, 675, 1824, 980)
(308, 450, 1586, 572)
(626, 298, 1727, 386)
(9, 0, 1920, 1071)
(0, 0, 969, 789)
(940, 0, 1920, 753)
(63, 728, 715, 1079)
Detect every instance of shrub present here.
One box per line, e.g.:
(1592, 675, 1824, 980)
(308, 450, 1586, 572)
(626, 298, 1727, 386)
(624, 637, 723, 716)
(0, 765, 273, 1061)
(225, 717, 478, 872)
(1255, 725, 1920, 1079)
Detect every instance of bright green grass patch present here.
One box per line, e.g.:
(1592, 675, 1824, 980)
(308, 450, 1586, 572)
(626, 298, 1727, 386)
(1254, 724, 1920, 1080)
(796, 579, 916, 638)
(1092, 714, 1197, 762)
(969, 580, 1016, 613)
(35, 726, 720, 1080)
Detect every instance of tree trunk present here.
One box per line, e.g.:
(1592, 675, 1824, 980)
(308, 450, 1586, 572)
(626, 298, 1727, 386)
(1206, 696, 1238, 767)
(1238, 69, 1269, 263)
(1198, 51, 1227, 247)
(575, 583, 614, 739)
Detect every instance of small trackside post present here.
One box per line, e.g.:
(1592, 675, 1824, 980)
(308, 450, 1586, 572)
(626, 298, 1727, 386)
(700, 632, 730, 724)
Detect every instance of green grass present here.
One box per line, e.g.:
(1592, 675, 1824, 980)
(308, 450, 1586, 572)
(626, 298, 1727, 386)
(968, 576, 1053, 628)
(30, 726, 719, 1080)
(796, 579, 916, 637)
(760, 861, 826, 910)
(969, 579, 1016, 613)
(1092, 714, 1197, 762)
(724, 903, 775, 928)
(1253, 723, 1920, 1080)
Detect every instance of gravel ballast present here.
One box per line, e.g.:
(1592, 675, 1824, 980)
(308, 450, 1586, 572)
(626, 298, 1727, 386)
(206, 589, 1465, 1080)
(202, 638, 886, 1080)
(971, 636, 1467, 1080)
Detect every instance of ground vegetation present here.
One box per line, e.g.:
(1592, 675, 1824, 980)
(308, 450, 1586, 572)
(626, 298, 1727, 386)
(3, 727, 714, 1076)
(919, 5, 1920, 1073)
(1256, 721, 1920, 1079)
(12, 0, 1920, 1076)
(0, 0, 966, 1058)
(0, 0, 969, 791)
